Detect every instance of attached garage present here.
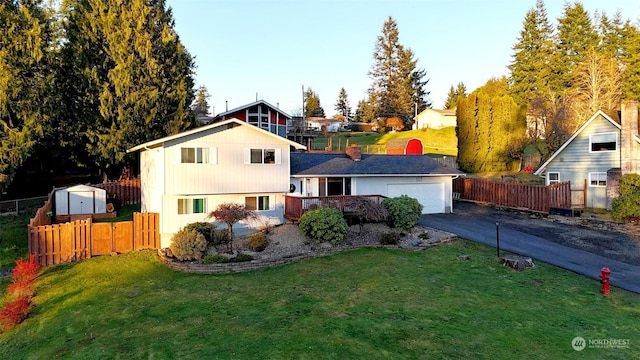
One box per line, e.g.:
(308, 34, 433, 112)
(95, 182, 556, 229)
(387, 182, 445, 213)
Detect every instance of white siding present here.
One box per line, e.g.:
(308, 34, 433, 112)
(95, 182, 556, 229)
(159, 192, 286, 248)
(140, 147, 164, 215)
(163, 125, 290, 195)
(355, 176, 453, 213)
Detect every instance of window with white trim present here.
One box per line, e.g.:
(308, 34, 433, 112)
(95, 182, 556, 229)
(589, 172, 607, 187)
(548, 172, 560, 185)
(246, 148, 279, 164)
(590, 132, 617, 152)
(180, 147, 216, 164)
(178, 198, 207, 214)
(245, 196, 270, 211)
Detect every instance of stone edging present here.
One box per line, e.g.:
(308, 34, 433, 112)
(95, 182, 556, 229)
(157, 236, 456, 274)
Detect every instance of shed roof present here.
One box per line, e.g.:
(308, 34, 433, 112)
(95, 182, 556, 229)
(385, 138, 422, 150)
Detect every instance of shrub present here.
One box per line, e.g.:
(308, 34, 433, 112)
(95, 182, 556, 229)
(228, 253, 254, 263)
(0, 297, 33, 332)
(611, 174, 640, 221)
(380, 232, 401, 245)
(418, 232, 431, 240)
(299, 207, 348, 244)
(183, 222, 216, 244)
(247, 233, 269, 251)
(382, 195, 423, 230)
(8, 281, 35, 299)
(213, 229, 231, 246)
(170, 229, 207, 261)
(12, 255, 40, 284)
(202, 254, 228, 264)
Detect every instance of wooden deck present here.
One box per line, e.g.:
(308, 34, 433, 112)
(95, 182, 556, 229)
(284, 195, 386, 220)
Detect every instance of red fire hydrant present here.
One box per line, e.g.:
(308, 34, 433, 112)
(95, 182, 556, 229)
(600, 267, 611, 295)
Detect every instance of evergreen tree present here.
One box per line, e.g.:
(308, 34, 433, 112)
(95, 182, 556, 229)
(444, 85, 457, 109)
(552, 2, 598, 94)
(304, 87, 324, 117)
(444, 82, 467, 109)
(368, 17, 429, 125)
(620, 21, 640, 101)
(597, 11, 625, 59)
(60, 0, 196, 181)
(456, 78, 526, 173)
(509, 0, 554, 106)
(0, 0, 55, 187)
(334, 87, 350, 119)
(193, 85, 211, 116)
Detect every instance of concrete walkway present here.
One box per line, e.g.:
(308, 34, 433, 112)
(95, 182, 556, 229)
(420, 213, 640, 294)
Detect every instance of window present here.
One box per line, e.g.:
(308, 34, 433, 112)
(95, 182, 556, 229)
(178, 198, 207, 214)
(319, 177, 351, 196)
(590, 133, 617, 152)
(548, 172, 559, 185)
(248, 148, 277, 164)
(181, 147, 210, 163)
(245, 196, 269, 211)
(589, 172, 607, 187)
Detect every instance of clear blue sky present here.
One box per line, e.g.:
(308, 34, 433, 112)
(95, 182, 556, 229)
(166, 0, 639, 116)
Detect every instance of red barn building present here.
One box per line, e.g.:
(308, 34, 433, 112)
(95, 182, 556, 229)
(212, 100, 289, 138)
(385, 138, 423, 155)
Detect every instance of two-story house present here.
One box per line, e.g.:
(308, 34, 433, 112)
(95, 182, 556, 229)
(128, 119, 306, 247)
(535, 100, 640, 208)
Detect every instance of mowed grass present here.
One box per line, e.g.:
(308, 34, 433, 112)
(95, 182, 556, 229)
(1, 240, 638, 359)
(0, 213, 31, 270)
(312, 127, 458, 156)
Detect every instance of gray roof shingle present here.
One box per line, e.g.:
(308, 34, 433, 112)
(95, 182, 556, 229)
(290, 152, 463, 176)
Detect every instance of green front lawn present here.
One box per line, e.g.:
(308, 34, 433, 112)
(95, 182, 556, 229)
(0, 213, 31, 270)
(1, 240, 637, 359)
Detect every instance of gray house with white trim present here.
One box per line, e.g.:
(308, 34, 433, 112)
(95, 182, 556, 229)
(535, 100, 640, 209)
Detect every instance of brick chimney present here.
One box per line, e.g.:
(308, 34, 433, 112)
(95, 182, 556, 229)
(621, 100, 639, 175)
(345, 144, 361, 161)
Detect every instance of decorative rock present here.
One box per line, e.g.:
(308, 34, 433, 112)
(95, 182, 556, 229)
(458, 254, 471, 261)
(500, 256, 535, 271)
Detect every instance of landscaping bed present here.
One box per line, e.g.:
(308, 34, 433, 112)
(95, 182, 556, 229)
(159, 223, 457, 273)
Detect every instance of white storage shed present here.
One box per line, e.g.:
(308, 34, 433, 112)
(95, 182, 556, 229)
(55, 185, 107, 215)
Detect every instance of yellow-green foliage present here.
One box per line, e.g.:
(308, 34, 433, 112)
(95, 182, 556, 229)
(611, 174, 640, 221)
(247, 233, 269, 251)
(170, 229, 207, 261)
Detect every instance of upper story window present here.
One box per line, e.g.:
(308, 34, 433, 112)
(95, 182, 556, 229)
(246, 148, 280, 164)
(180, 147, 216, 164)
(178, 198, 207, 214)
(590, 132, 617, 152)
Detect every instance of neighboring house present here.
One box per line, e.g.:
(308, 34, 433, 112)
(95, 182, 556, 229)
(412, 108, 457, 130)
(211, 99, 289, 138)
(385, 138, 423, 155)
(305, 117, 345, 133)
(289, 146, 464, 214)
(534, 100, 640, 209)
(128, 119, 306, 248)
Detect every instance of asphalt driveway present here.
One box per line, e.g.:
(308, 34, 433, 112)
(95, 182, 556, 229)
(420, 201, 640, 294)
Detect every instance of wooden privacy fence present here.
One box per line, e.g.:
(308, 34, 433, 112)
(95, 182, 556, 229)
(94, 178, 141, 205)
(453, 177, 571, 213)
(28, 212, 159, 266)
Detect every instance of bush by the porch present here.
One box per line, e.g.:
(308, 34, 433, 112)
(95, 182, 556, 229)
(299, 208, 347, 244)
(170, 229, 207, 261)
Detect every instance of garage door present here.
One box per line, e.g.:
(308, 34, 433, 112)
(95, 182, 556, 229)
(387, 183, 445, 214)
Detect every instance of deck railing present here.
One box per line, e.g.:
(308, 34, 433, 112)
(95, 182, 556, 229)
(284, 194, 386, 220)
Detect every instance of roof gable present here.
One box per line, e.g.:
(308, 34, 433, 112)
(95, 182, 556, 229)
(291, 152, 463, 177)
(127, 118, 305, 152)
(535, 110, 619, 175)
(214, 99, 291, 119)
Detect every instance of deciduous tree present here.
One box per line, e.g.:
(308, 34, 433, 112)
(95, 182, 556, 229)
(208, 203, 256, 252)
